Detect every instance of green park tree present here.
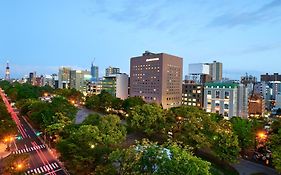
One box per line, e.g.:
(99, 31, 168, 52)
(128, 104, 166, 136)
(212, 120, 240, 163)
(268, 128, 281, 173)
(109, 140, 211, 175)
(122, 97, 145, 112)
(230, 117, 255, 151)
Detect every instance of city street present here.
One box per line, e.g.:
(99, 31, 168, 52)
(0, 89, 67, 175)
(233, 159, 278, 175)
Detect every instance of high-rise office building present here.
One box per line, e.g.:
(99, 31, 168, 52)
(130, 51, 183, 109)
(209, 61, 223, 81)
(91, 62, 99, 82)
(28, 72, 36, 85)
(52, 74, 59, 89)
(58, 67, 71, 89)
(69, 70, 91, 94)
(105, 66, 120, 76)
(5, 61, 10, 81)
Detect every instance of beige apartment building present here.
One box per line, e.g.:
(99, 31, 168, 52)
(130, 51, 183, 109)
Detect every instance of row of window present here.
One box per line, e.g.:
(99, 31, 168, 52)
(207, 102, 229, 109)
(207, 90, 230, 99)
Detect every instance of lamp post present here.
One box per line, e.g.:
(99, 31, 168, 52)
(176, 116, 184, 129)
(4, 136, 14, 151)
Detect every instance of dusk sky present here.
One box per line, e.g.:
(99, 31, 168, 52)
(0, 0, 281, 79)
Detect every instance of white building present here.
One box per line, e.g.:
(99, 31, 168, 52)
(188, 63, 210, 75)
(204, 82, 248, 118)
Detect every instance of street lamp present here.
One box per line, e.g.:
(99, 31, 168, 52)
(16, 163, 23, 170)
(257, 131, 267, 140)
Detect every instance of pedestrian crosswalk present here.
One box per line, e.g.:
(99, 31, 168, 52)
(12, 144, 46, 154)
(25, 162, 60, 175)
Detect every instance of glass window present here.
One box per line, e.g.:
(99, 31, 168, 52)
(225, 91, 230, 99)
(224, 104, 229, 109)
(208, 91, 211, 95)
(215, 91, 220, 98)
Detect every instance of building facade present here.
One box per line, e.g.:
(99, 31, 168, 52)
(130, 51, 183, 109)
(209, 61, 223, 81)
(204, 82, 248, 118)
(105, 66, 120, 76)
(248, 94, 265, 118)
(101, 73, 128, 99)
(182, 80, 203, 108)
(91, 63, 99, 82)
(69, 70, 91, 94)
(261, 73, 281, 82)
(58, 67, 71, 89)
(87, 82, 102, 96)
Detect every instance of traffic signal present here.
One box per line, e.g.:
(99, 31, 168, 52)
(16, 136, 22, 140)
(36, 132, 42, 136)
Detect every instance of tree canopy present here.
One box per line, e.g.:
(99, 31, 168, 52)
(109, 140, 211, 175)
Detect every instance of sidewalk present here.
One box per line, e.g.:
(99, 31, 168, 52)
(233, 159, 279, 175)
(0, 143, 11, 159)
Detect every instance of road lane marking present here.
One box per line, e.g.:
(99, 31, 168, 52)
(54, 163, 59, 168)
(49, 164, 54, 169)
(26, 163, 61, 174)
(51, 163, 56, 169)
(12, 144, 46, 154)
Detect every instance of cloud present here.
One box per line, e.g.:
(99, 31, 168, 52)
(214, 43, 281, 57)
(85, 0, 183, 32)
(236, 43, 281, 55)
(208, 0, 281, 28)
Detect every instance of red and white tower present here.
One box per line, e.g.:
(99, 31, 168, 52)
(5, 61, 10, 80)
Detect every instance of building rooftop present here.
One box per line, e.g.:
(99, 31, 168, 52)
(205, 82, 239, 89)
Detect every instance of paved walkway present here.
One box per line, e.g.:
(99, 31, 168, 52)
(233, 159, 279, 175)
(75, 108, 104, 124)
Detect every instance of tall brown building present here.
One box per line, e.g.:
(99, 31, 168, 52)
(130, 51, 183, 109)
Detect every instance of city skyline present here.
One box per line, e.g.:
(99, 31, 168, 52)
(1, 0, 281, 79)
